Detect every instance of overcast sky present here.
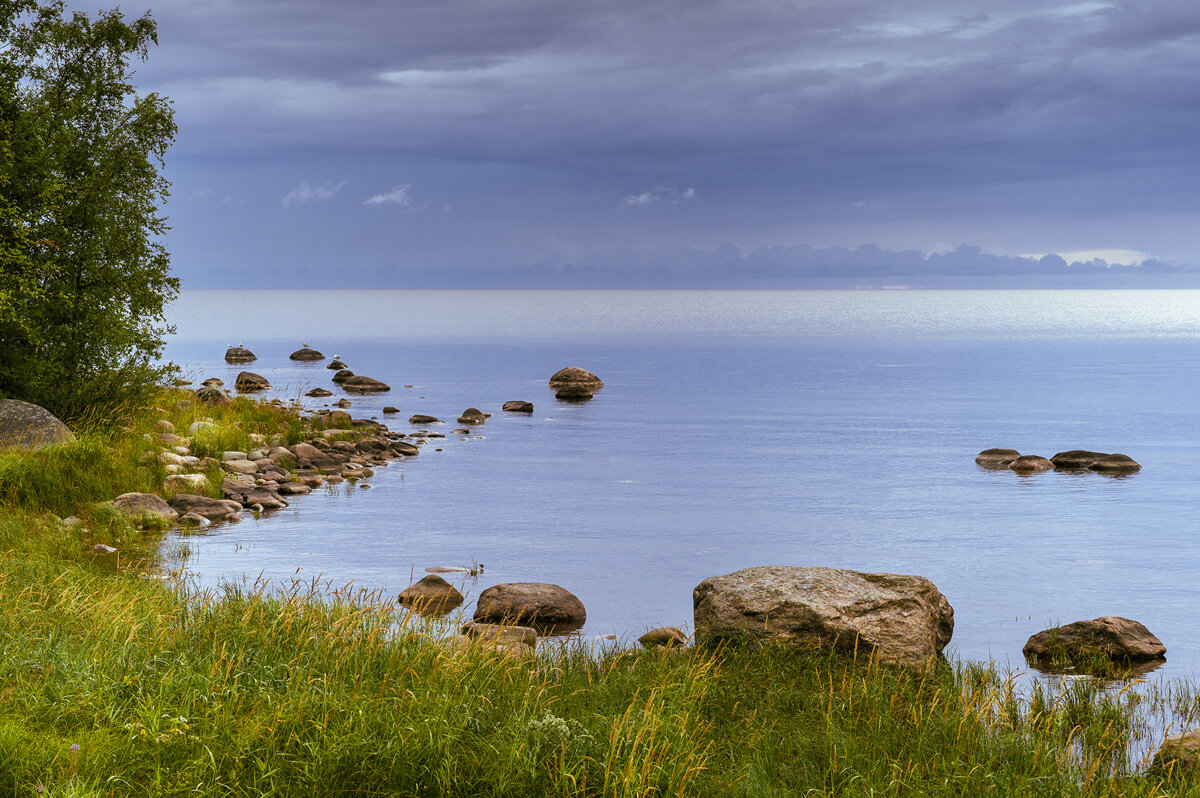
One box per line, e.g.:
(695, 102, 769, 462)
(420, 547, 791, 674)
(89, 0, 1200, 286)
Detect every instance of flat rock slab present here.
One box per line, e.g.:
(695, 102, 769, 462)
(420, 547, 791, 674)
(693, 565, 954, 665)
(0, 400, 72, 449)
(473, 582, 586, 633)
(1023, 616, 1165, 668)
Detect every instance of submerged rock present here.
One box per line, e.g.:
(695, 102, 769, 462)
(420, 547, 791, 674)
(409, 414, 442, 425)
(554, 385, 594, 402)
(305, 388, 333, 398)
(342, 376, 390, 393)
(457, 408, 488, 425)
(331, 369, 355, 384)
(692, 565, 954, 665)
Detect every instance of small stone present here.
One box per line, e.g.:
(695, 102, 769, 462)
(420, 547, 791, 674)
(409, 414, 442, 425)
(92, 543, 117, 555)
(383, 407, 399, 414)
(457, 408, 488, 425)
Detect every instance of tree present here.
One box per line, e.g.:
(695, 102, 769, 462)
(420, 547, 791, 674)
(0, 0, 177, 421)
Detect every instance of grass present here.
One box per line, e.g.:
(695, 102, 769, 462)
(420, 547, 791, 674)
(3, 389, 1200, 795)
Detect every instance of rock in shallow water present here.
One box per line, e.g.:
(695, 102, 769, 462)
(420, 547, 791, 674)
(397, 574, 464, 614)
(1089, 453, 1141, 474)
(224, 346, 256, 363)
(548, 367, 604, 389)
(1009, 454, 1053, 473)
(975, 448, 1019, 468)
(1050, 450, 1109, 470)
(473, 583, 586, 633)
(1023, 616, 1165, 670)
(692, 565, 954, 665)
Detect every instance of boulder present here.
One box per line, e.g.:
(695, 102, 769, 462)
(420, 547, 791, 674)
(188, 420, 216, 436)
(638, 627, 687, 649)
(1050, 450, 1109, 470)
(1009, 454, 1053, 473)
(154, 419, 176, 433)
(200, 377, 224, 388)
(331, 369, 355, 384)
(327, 359, 347, 369)
(1151, 730, 1200, 777)
(461, 621, 538, 648)
(305, 388, 333, 398)
(548, 367, 604, 390)
(289, 347, 325, 361)
(312, 409, 352, 429)
(333, 398, 352, 408)
(163, 474, 209, 493)
(342, 375, 391, 393)
(554, 385, 594, 402)
(383, 407, 399, 414)
(975, 448, 1019, 468)
(0, 400, 73, 449)
(502, 400, 534, 413)
(1089, 454, 1141, 474)
(692, 566, 954, 665)
(220, 480, 289, 509)
(1022, 616, 1165, 669)
(234, 371, 270, 392)
(224, 346, 256, 363)
(111, 492, 179, 525)
(221, 459, 258, 475)
(457, 408, 488, 425)
(390, 441, 420, 457)
(397, 574, 465, 614)
(168, 493, 237, 522)
(473, 583, 587, 632)
(195, 386, 233, 406)
(409, 414, 442, 425)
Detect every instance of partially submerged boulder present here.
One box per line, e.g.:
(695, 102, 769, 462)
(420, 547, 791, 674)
(331, 369, 355, 384)
(1009, 454, 1053, 473)
(289, 347, 324, 361)
(457, 408, 488, 425)
(327, 360, 347, 369)
(975, 448, 1019, 468)
(548, 367, 604, 390)
(0, 399, 72, 449)
(461, 621, 538, 648)
(342, 376, 391, 393)
(502, 401, 534, 413)
(111, 492, 179, 525)
(234, 371, 270, 392)
(1050, 450, 1109, 470)
(473, 583, 586, 633)
(554, 385, 594, 402)
(1089, 454, 1141, 474)
(409, 414, 442, 425)
(224, 346, 256, 363)
(397, 574, 464, 614)
(1023, 616, 1165, 671)
(305, 388, 333, 398)
(693, 565, 954, 665)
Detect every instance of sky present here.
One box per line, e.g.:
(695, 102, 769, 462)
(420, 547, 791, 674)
(80, 0, 1200, 286)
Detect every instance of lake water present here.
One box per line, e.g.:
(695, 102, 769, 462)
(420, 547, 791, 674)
(163, 289, 1200, 682)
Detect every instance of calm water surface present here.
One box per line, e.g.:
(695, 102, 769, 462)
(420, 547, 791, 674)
(163, 290, 1200, 681)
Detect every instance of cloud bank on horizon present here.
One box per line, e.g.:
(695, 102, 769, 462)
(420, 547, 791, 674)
(101, 0, 1200, 286)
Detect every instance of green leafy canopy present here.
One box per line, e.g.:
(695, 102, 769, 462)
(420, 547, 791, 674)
(0, 0, 178, 422)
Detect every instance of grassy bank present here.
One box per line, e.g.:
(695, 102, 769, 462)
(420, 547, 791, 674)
(1, 390, 1199, 796)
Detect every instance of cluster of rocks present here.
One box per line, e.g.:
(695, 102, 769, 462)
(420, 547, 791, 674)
(222, 344, 393, 396)
(976, 448, 1142, 474)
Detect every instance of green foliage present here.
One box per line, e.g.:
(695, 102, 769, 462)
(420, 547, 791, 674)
(0, 0, 177, 420)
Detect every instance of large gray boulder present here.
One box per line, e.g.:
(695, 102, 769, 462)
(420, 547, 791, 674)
(195, 386, 234, 406)
(0, 399, 72, 449)
(548, 367, 604, 390)
(1023, 616, 1165, 669)
(693, 565, 954, 665)
(234, 371, 270, 392)
(473, 582, 586, 632)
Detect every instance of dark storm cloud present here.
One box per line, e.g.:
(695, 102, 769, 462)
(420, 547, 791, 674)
(85, 0, 1200, 282)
